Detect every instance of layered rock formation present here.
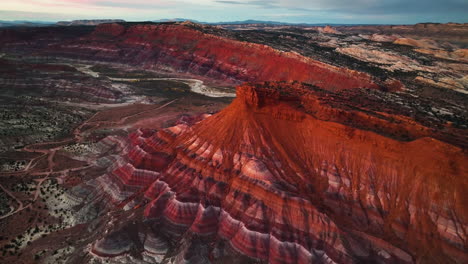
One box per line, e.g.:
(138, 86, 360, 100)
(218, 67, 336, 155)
(0, 22, 397, 91)
(335, 23, 468, 45)
(86, 82, 467, 263)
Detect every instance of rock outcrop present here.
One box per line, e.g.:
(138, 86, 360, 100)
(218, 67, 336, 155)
(393, 37, 439, 49)
(318, 25, 342, 35)
(414, 48, 468, 62)
(86, 82, 467, 263)
(335, 23, 468, 44)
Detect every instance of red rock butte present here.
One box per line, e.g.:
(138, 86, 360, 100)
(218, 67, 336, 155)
(91, 82, 467, 263)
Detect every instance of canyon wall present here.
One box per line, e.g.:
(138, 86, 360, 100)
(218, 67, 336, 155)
(0, 23, 396, 91)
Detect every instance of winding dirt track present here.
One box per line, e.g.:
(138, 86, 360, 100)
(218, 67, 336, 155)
(0, 63, 203, 220)
(0, 183, 25, 220)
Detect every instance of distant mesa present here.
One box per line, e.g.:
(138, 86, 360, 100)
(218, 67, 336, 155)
(56, 19, 126, 26)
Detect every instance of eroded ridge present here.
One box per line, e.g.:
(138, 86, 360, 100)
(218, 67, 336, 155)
(87, 82, 467, 263)
(0, 22, 397, 91)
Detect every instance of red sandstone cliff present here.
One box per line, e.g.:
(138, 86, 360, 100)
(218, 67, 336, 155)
(0, 23, 398, 91)
(87, 23, 384, 90)
(88, 82, 467, 263)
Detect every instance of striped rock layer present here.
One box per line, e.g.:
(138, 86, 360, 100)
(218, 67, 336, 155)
(90, 82, 467, 263)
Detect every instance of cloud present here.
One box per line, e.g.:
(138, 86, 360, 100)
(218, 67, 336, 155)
(215, 0, 278, 8)
(210, 0, 468, 21)
(215, 0, 244, 4)
(94, 1, 173, 9)
(214, 0, 468, 15)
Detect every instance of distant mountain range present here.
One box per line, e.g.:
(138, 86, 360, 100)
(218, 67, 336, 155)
(0, 20, 54, 27)
(152, 18, 356, 26)
(0, 18, 459, 28)
(56, 19, 126, 26)
(0, 18, 371, 28)
(0, 19, 126, 27)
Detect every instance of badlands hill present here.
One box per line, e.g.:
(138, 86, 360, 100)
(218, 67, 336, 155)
(86, 82, 467, 263)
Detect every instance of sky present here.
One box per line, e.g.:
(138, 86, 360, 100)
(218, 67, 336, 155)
(0, 0, 467, 24)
